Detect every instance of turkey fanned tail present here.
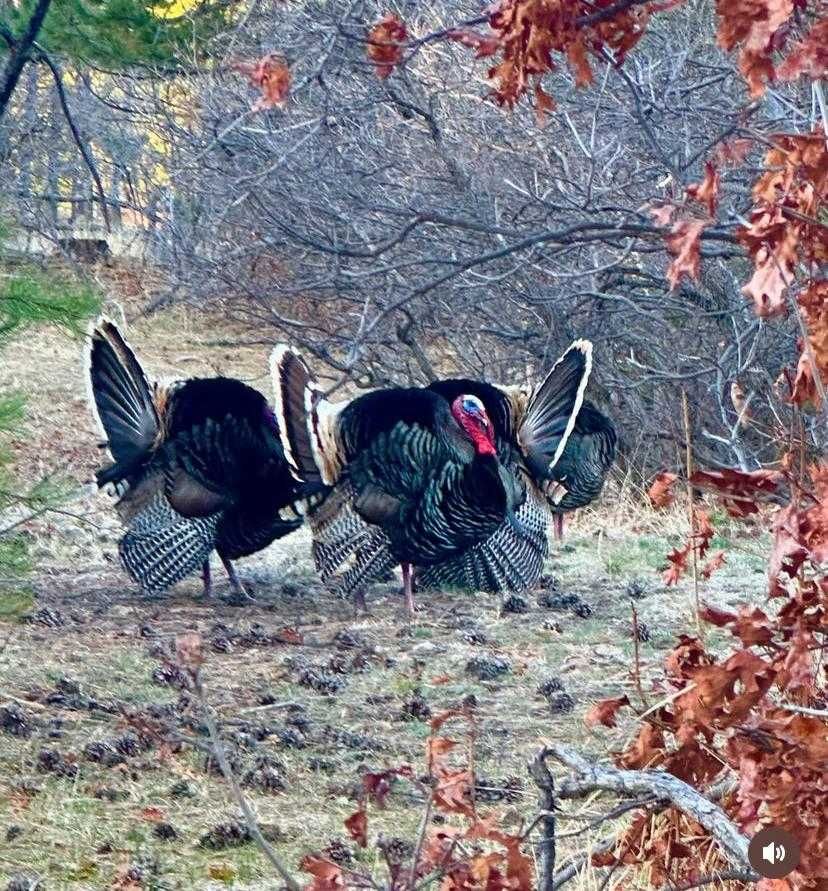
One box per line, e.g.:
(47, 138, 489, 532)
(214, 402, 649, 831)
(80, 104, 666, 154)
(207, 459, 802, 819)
(270, 345, 323, 483)
(518, 339, 592, 482)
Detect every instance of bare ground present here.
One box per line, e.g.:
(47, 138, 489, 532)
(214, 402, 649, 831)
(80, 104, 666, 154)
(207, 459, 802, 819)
(0, 275, 771, 889)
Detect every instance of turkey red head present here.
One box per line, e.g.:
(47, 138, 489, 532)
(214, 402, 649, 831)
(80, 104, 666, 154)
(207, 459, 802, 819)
(451, 394, 497, 456)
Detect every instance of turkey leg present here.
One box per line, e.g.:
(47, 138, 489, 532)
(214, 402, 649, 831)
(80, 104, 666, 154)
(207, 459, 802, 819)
(402, 562, 415, 619)
(201, 560, 213, 598)
(220, 553, 255, 604)
(553, 514, 564, 539)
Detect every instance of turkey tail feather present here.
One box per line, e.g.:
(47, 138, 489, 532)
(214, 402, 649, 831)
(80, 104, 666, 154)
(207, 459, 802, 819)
(518, 339, 592, 480)
(119, 494, 218, 593)
(270, 345, 321, 484)
(85, 318, 159, 488)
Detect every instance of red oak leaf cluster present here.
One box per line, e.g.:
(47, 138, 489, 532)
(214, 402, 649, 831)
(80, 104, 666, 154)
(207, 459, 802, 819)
(660, 161, 723, 289)
(486, 0, 655, 108)
(686, 161, 720, 217)
(662, 507, 718, 586)
(665, 217, 706, 289)
(368, 2, 686, 113)
(233, 54, 291, 110)
(594, 454, 828, 887)
(792, 280, 828, 408)
(367, 14, 408, 79)
(740, 132, 828, 320)
(778, 15, 828, 80)
(715, 0, 797, 97)
(595, 621, 826, 885)
(691, 467, 784, 517)
(647, 470, 678, 508)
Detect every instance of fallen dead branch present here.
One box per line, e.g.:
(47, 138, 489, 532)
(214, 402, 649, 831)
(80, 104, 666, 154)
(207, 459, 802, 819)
(534, 744, 758, 880)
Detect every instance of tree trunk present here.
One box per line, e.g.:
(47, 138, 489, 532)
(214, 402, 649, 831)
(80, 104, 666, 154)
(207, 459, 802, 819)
(0, 0, 52, 122)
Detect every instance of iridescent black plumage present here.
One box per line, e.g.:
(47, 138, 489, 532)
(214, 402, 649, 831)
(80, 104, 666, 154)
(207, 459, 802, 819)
(550, 400, 617, 513)
(87, 321, 308, 595)
(339, 387, 524, 567)
(541, 399, 617, 541)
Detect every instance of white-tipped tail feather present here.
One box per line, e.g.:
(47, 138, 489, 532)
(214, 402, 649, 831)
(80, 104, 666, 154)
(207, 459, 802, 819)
(517, 338, 593, 478)
(270, 344, 347, 487)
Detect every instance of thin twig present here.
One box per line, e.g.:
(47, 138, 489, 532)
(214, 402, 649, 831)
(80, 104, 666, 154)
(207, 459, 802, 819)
(238, 701, 303, 714)
(682, 390, 702, 639)
(552, 836, 616, 889)
(407, 790, 434, 890)
(551, 797, 656, 839)
(34, 45, 111, 232)
(191, 669, 301, 891)
(782, 703, 828, 718)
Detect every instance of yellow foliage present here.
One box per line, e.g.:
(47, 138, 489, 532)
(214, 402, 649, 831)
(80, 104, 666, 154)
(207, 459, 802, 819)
(152, 0, 200, 20)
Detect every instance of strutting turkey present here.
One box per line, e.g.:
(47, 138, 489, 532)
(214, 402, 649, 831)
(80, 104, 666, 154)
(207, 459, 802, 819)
(85, 319, 313, 600)
(271, 341, 592, 614)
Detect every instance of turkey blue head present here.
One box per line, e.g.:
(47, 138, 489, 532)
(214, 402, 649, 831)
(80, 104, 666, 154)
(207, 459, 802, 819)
(451, 394, 497, 456)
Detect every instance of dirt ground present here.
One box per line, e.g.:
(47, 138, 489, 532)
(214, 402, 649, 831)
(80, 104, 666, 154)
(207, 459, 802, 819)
(0, 273, 771, 889)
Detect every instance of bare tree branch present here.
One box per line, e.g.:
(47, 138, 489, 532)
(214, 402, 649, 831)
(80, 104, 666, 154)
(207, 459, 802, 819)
(545, 744, 758, 876)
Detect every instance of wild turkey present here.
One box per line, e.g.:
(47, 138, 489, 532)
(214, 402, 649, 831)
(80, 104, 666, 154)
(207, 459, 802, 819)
(271, 341, 592, 613)
(85, 319, 312, 600)
(546, 400, 617, 538)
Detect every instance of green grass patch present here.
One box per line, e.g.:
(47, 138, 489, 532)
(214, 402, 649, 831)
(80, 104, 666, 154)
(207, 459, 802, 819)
(0, 586, 35, 619)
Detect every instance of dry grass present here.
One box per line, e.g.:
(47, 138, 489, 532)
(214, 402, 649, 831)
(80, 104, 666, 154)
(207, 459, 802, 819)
(0, 275, 769, 889)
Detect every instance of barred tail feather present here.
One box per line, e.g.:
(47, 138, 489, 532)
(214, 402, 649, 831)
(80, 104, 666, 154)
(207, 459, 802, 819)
(270, 345, 321, 484)
(119, 495, 218, 593)
(308, 483, 396, 596)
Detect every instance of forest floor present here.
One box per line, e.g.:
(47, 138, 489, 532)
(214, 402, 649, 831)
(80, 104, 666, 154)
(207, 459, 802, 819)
(0, 264, 771, 889)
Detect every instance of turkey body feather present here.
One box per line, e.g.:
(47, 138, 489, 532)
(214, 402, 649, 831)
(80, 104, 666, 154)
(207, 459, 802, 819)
(344, 406, 524, 566)
(332, 387, 522, 565)
(551, 400, 618, 513)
